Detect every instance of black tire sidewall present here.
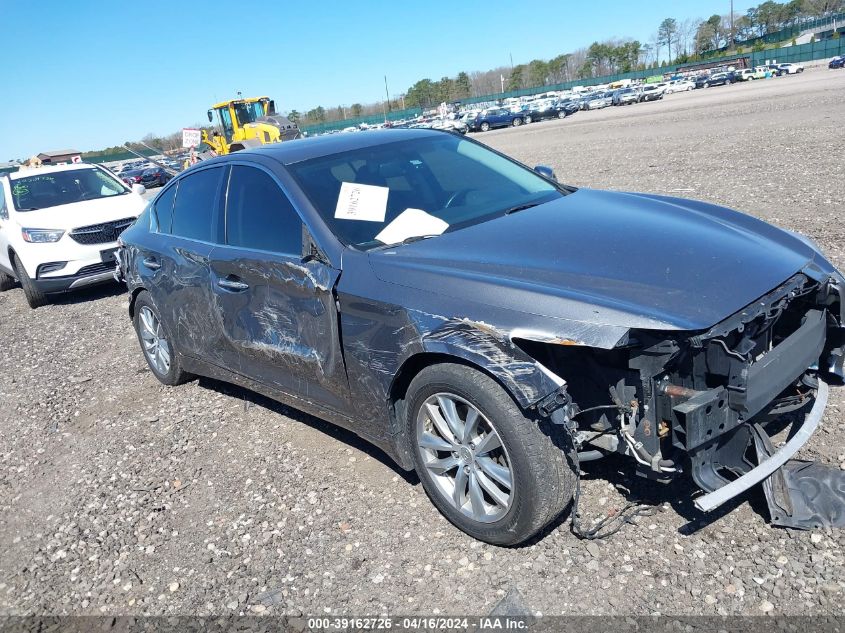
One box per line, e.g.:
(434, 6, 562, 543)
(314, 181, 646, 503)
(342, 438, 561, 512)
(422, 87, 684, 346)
(13, 255, 47, 308)
(406, 364, 549, 545)
(0, 270, 14, 291)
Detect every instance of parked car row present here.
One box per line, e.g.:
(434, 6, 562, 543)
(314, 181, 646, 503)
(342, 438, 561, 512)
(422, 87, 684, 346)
(695, 62, 804, 88)
(319, 61, 812, 139)
(829, 55, 845, 69)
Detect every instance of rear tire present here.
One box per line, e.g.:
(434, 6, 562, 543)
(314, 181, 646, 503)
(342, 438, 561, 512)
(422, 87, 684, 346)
(132, 290, 191, 386)
(407, 363, 576, 546)
(13, 254, 48, 309)
(512, 117, 523, 127)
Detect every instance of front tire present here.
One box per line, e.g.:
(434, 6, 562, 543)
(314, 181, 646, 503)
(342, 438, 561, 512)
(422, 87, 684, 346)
(133, 291, 190, 386)
(407, 363, 576, 546)
(0, 269, 14, 292)
(512, 117, 523, 127)
(479, 122, 490, 132)
(13, 254, 47, 308)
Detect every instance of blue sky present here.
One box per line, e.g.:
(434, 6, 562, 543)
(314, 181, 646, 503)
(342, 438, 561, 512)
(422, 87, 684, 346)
(1, 0, 753, 158)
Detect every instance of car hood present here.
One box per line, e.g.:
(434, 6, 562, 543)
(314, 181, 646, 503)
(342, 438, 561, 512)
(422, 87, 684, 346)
(13, 193, 146, 231)
(369, 189, 826, 332)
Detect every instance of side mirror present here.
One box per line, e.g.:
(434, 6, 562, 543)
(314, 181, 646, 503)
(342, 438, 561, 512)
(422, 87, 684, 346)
(207, 110, 213, 123)
(534, 165, 557, 181)
(132, 183, 147, 196)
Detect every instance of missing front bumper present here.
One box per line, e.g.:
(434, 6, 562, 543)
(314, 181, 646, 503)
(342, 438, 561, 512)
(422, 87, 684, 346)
(694, 380, 845, 528)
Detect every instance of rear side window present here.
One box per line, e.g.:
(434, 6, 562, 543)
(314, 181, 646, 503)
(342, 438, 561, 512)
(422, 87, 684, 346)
(171, 167, 223, 242)
(152, 183, 177, 233)
(225, 166, 302, 255)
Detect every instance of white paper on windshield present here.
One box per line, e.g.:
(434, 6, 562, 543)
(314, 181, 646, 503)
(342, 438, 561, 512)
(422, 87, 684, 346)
(375, 208, 449, 245)
(334, 182, 389, 222)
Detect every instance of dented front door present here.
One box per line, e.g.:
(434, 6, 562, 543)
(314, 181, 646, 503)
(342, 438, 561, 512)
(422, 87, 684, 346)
(208, 248, 349, 413)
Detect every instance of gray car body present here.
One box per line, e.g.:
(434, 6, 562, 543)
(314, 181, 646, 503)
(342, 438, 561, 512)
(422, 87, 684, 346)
(119, 129, 843, 473)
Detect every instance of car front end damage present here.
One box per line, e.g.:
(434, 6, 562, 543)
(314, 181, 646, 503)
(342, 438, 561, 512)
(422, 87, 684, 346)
(522, 270, 845, 529)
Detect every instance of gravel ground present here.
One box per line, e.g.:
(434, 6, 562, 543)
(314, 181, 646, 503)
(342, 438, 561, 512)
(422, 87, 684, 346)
(1, 67, 844, 619)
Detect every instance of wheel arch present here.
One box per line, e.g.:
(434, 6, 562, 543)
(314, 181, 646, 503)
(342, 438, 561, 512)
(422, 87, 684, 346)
(127, 285, 147, 318)
(8, 247, 18, 277)
(390, 351, 515, 411)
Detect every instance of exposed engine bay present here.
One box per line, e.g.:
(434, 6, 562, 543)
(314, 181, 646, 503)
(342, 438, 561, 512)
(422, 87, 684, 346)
(526, 272, 845, 529)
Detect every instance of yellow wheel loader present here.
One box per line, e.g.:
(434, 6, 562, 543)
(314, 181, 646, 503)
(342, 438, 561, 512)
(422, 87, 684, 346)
(202, 96, 301, 155)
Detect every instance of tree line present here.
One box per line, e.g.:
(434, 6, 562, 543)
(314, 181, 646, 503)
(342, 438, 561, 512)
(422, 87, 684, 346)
(74, 0, 841, 152)
(286, 0, 841, 127)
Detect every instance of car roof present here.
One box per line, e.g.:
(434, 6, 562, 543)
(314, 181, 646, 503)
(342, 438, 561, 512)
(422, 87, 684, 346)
(8, 163, 97, 180)
(215, 128, 446, 166)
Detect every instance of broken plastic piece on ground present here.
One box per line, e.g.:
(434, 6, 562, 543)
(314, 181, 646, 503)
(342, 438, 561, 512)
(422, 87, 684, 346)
(761, 460, 845, 529)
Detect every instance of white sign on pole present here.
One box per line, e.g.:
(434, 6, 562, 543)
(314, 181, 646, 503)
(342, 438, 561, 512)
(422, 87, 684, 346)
(182, 128, 201, 148)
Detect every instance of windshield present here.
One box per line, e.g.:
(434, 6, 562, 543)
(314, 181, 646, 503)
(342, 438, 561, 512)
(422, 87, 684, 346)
(287, 134, 566, 250)
(233, 102, 260, 126)
(11, 167, 128, 211)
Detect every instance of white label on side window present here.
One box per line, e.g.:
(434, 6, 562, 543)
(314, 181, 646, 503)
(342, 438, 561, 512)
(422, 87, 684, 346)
(334, 182, 389, 222)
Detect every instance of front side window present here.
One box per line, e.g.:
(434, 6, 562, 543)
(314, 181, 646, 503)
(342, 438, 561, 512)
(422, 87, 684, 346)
(170, 167, 223, 242)
(287, 134, 565, 250)
(218, 108, 235, 142)
(225, 166, 301, 255)
(10, 167, 129, 211)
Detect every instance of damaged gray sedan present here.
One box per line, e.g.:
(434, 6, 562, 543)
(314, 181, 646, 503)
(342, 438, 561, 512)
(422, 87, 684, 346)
(116, 129, 845, 545)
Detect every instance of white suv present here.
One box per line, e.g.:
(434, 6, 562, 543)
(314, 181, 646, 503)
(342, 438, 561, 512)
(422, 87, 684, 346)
(778, 62, 804, 74)
(0, 163, 147, 308)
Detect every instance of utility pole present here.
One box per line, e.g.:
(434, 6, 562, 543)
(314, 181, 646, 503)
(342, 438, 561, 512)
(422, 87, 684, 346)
(730, 0, 735, 47)
(384, 76, 391, 112)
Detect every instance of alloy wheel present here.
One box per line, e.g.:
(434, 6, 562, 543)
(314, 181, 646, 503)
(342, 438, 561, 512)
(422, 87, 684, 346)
(138, 306, 171, 375)
(416, 393, 513, 523)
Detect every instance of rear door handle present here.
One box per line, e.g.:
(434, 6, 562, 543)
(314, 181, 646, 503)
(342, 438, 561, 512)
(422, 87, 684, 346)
(143, 257, 161, 270)
(217, 277, 249, 291)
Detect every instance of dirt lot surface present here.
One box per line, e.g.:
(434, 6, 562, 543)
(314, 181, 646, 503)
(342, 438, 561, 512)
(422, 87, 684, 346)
(1, 68, 844, 618)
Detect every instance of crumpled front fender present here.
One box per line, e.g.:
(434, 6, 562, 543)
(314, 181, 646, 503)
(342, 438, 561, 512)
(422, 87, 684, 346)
(419, 317, 565, 409)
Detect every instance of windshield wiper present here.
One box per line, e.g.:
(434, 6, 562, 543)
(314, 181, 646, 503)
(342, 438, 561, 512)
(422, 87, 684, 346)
(503, 202, 541, 215)
(373, 234, 440, 250)
(400, 234, 438, 244)
(16, 207, 40, 211)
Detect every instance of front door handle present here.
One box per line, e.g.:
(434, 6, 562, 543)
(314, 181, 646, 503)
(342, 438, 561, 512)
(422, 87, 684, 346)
(143, 257, 161, 270)
(217, 277, 249, 291)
